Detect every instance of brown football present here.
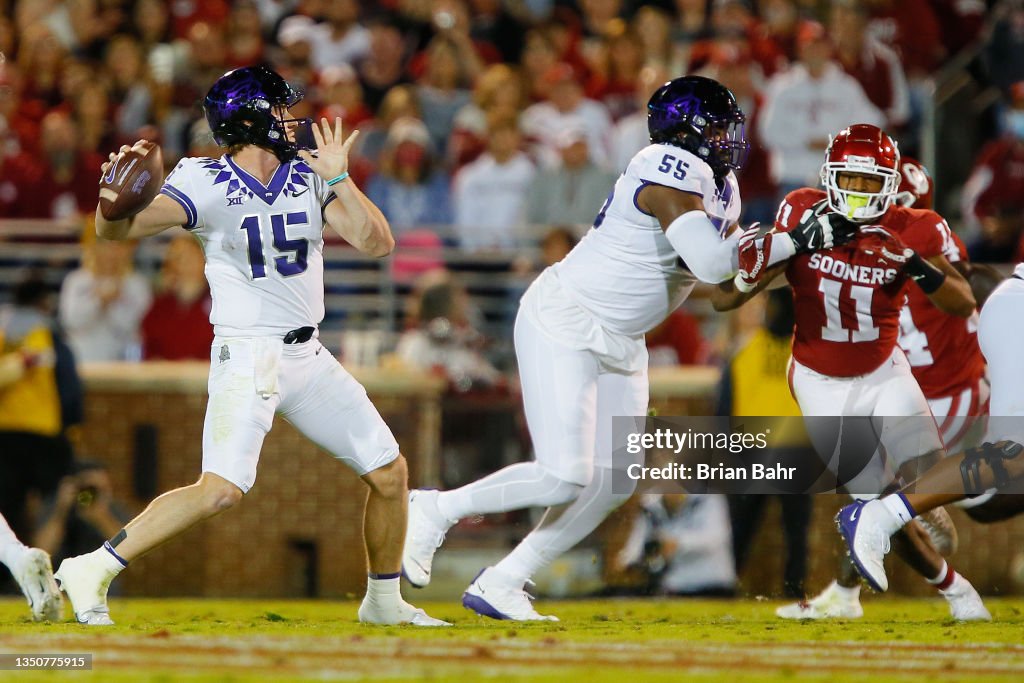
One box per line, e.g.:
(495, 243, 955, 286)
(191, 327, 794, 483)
(98, 140, 164, 221)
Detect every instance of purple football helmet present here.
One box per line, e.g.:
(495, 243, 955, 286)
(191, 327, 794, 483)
(203, 65, 313, 161)
(648, 75, 749, 176)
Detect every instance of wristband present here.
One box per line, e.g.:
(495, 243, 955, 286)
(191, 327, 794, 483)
(326, 172, 349, 186)
(904, 252, 946, 294)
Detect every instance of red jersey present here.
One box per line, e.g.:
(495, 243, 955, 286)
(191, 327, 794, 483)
(778, 189, 910, 377)
(895, 224, 985, 398)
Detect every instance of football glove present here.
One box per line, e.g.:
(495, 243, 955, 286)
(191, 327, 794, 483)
(735, 222, 775, 293)
(788, 200, 859, 253)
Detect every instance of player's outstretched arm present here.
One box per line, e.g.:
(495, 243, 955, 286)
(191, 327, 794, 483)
(299, 118, 394, 258)
(641, 184, 737, 284)
(709, 262, 787, 311)
(95, 145, 187, 241)
(910, 254, 976, 318)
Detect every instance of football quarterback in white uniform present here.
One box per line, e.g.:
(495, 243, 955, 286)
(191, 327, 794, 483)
(403, 76, 848, 620)
(53, 66, 445, 627)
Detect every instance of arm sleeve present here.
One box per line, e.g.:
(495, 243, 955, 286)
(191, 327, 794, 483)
(159, 160, 202, 230)
(665, 211, 739, 284)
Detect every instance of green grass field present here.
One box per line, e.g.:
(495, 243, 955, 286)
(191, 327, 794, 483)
(1, 597, 1023, 682)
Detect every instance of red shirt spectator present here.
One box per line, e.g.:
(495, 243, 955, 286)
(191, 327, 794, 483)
(2, 113, 104, 219)
(169, 0, 230, 40)
(831, 3, 910, 127)
(141, 235, 214, 361)
(931, 0, 987, 56)
(141, 292, 214, 360)
(864, 0, 945, 76)
(962, 136, 1024, 261)
(0, 152, 45, 218)
(646, 310, 708, 367)
(748, 0, 802, 76)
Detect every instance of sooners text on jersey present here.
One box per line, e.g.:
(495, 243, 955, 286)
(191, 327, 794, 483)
(778, 188, 911, 377)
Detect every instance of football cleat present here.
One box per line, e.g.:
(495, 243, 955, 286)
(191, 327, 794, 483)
(12, 548, 63, 622)
(941, 574, 992, 622)
(836, 499, 892, 592)
(357, 596, 450, 626)
(775, 581, 863, 620)
(402, 489, 451, 588)
(462, 568, 559, 622)
(54, 551, 118, 626)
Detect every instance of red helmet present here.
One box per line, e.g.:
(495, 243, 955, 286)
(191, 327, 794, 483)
(894, 156, 934, 210)
(819, 124, 901, 221)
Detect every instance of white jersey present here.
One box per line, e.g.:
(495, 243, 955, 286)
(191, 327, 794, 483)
(161, 155, 335, 337)
(553, 144, 741, 336)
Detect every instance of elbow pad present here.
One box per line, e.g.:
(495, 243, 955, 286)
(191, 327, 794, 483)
(665, 210, 737, 284)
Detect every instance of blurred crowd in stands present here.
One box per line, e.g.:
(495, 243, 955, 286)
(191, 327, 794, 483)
(0, 0, 1021, 244)
(2, 0, 1024, 370)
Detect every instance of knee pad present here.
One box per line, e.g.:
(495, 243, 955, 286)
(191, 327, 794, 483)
(961, 441, 1024, 494)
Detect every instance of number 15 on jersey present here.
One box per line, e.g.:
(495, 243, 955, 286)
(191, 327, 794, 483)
(239, 211, 310, 279)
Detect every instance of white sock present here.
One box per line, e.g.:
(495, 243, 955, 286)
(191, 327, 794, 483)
(365, 574, 401, 605)
(491, 467, 632, 588)
(436, 462, 582, 523)
(0, 515, 28, 570)
(880, 494, 915, 532)
(927, 561, 957, 591)
(833, 582, 861, 601)
(93, 544, 128, 578)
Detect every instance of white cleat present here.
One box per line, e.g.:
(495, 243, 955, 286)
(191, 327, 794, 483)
(402, 490, 451, 588)
(776, 581, 864, 620)
(13, 548, 63, 622)
(357, 596, 450, 626)
(462, 568, 559, 622)
(53, 553, 117, 626)
(918, 507, 958, 556)
(836, 500, 892, 592)
(941, 574, 992, 622)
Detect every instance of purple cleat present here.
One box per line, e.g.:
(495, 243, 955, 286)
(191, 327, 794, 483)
(836, 500, 893, 592)
(461, 568, 559, 622)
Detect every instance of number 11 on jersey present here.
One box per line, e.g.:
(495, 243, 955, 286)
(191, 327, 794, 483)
(818, 277, 879, 342)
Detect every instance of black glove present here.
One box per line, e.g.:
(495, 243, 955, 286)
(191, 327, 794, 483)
(789, 200, 859, 253)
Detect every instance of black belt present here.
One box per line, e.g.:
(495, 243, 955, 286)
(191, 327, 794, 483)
(283, 326, 315, 344)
